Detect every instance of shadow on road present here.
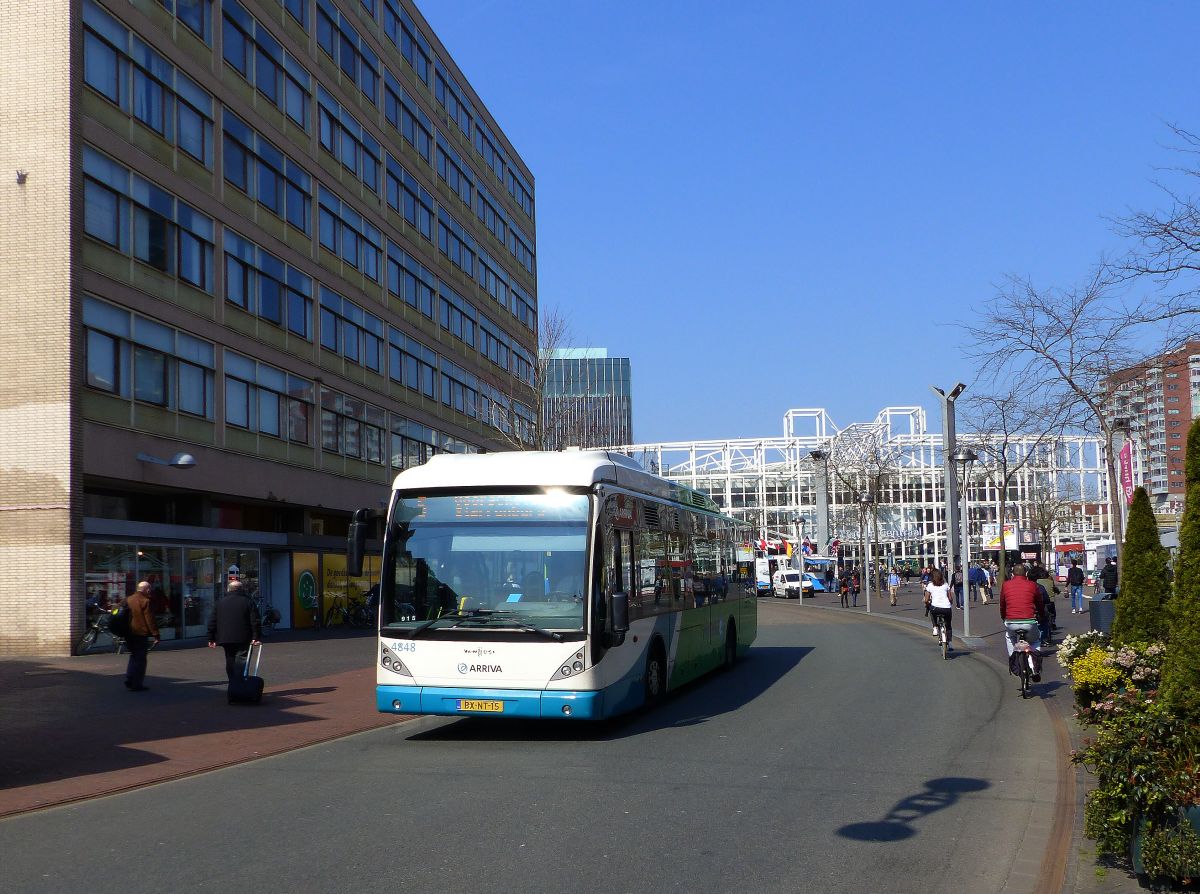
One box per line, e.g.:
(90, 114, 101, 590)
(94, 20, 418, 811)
(837, 776, 991, 841)
(406, 645, 813, 743)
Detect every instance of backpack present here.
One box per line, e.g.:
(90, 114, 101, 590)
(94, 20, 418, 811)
(108, 605, 132, 638)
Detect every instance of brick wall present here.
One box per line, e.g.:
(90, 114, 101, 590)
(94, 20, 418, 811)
(0, 0, 79, 656)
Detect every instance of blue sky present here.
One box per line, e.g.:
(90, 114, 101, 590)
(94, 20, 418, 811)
(418, 1, 1200, 443)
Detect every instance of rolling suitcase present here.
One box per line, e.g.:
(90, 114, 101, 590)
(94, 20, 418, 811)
(228, 643, 265, 704)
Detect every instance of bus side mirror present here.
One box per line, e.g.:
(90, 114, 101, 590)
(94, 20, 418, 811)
(347, 508, 370, 576)
(609, 592, 629, 647)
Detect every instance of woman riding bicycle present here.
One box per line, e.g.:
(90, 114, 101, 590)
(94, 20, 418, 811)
(924, 568, 953, 649)
(999, 563, 1045, 657)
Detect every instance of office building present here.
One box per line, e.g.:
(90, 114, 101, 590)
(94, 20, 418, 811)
(543, 348, 633, 450)
(2, 0, 538, 655)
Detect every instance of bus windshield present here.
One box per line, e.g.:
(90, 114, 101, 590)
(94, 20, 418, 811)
(381, 492, 590, 634)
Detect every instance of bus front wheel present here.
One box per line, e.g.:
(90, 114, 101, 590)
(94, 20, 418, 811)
(644, 643, 666, 706)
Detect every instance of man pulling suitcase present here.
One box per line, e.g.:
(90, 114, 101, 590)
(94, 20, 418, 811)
(208, 579, 263, 703)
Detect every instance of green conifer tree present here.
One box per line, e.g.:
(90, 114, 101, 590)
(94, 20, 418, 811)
(1160, 418, 1200, 716)
(1111, 486, 1169, 644)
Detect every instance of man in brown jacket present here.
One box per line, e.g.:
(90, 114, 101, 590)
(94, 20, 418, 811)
(124, 580, 160, 692)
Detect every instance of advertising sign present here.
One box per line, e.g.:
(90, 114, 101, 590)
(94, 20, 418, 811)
(982, 523, 1018, 550)
(1119, 441, 1134, 506)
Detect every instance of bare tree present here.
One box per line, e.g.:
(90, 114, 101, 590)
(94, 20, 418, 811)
(487, 305, 571, 451)
(828, 423, 905, 572)
(964, 271, 1170, 568)
(1024, 477, 1089, 562)
(959, 387, 1070, 583)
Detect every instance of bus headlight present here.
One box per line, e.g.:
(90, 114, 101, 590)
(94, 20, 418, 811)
(550, 650, 587, 681)
(380, 642, 412, 677)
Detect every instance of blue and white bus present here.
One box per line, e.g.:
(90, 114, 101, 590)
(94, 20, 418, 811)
(348, 450, 758, 720)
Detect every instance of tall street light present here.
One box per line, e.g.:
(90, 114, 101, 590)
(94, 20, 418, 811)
(792, 512, 806, 605)
(859, 492, 874, 614)
(953, 446, 978, 637)
(931, 383, 966, 567)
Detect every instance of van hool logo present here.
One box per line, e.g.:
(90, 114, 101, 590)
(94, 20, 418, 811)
(457, 663, 502, 674)
(463, 647, 495, 657)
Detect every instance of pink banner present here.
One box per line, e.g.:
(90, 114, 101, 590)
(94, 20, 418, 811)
(1119, 441, 1134, 506)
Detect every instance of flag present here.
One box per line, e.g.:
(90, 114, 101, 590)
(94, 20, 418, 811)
(802, 538, 814, 555)
(784, 540, 793, 557)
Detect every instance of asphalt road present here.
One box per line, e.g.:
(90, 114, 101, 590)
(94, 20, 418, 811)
(0, 600, 1057, 894)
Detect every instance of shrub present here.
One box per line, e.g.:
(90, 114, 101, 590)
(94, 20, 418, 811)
(1058, 630, 1109, 671)
(1067, 645, 1124, 709)
(1161, 417, 1200, 717)
(1112, 486, 1170, 645)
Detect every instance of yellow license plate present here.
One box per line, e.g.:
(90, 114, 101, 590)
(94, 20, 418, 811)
(457, 699, 504, 713)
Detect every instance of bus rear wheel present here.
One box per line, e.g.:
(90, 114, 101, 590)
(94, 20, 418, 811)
(644, 643, 666, 706)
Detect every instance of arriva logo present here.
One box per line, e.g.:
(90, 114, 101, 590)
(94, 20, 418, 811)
(458, 663, 503, 673)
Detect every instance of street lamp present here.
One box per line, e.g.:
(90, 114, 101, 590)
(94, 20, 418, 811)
(931, 383, 967, 567)
(859, 492, 874, 614)
(136, 451, 197, 469)
(952, 446, 978, 637)
(792, 512, 806, 604)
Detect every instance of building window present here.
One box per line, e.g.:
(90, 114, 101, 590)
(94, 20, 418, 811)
(280, 0, 307, 27)
(506, 168, 534, 219)
(382, 0, 430, 85)
(83, 1, 215, 167)
(318, 287, 385, 373)
(317, 187, 382, 280)
(320, 388, 386, 463)
(476, 249, 510, 311)
(390, 417, 440, 469)
(387, 328, 437, 398)
(439, 284, 476, 349)
(155, 0, 213, 43)
(475, 185, 507, 246)
(83, 295, 216, 417)
(507, 221, 535, 276)
(222, 0, 311, 131)
(434, 70, 472, 137)
(439, 359, 479, 418)
(317, 87, 381, 193)
(474, 120, 505, 181)
(225, 351, 313, 444)
(386, 242, 436, 319)
(383, 72, 432, 163)
(224, 229, 312, 339)
(478, 315, 511, 371)
(83, 146, 214, 290)
(315, 0, 379, 105)
(435, 134, 474, 207)
(512, 286, 535, 332)
(223, 109, 311, 232)
(437, 210, 476, 280)
(385, 155, 434, 241)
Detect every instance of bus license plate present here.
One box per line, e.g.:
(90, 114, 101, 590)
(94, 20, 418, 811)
(457, 699, 504, 713)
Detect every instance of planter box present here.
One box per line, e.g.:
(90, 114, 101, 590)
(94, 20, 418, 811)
(1130, 806, 1200, 878)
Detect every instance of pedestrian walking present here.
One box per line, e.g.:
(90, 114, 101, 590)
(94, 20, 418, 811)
(951, 564, 964, 609)
(123, 580, 159, 692)
(887, 569, 900, 606)
(839, 571, 850, 608)
(207, 579, 263, 688)
(1100, 557, 1118, 599)
(1066, 559, 1085, 614)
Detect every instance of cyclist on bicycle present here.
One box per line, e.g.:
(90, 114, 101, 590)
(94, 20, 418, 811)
(924, 568, 953, 648)
(999, 563, 1045, 658)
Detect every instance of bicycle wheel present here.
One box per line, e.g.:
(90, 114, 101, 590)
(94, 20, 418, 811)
(1020, 660, 1031, 698)
(77, 627, 99, 654)
(940, 626, 948, 660)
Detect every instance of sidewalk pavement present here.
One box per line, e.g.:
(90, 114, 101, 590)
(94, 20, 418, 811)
(0, 630, 409, 818)
(793, 580, 1143, 894)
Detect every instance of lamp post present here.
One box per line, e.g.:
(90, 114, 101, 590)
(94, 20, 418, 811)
(952, 446, 978, 637)
(931, 383, 967, 567)
(859, 492, 874, 614)
(136, 451, 197, 469)
(792, 512, 805, 605)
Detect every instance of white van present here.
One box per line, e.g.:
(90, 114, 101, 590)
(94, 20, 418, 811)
(772, 568, 807, 599)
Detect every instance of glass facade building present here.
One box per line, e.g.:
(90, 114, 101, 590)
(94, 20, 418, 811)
(543, 348, 633, 450)
(1, 0, 537, 655)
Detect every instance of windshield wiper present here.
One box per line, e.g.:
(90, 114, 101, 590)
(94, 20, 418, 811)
(408, 608, 563, 641)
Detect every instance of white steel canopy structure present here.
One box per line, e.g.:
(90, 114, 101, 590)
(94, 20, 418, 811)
(609, 406, 1113, 567)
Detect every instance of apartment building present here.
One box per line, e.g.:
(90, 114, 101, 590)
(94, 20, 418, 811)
(1, 0, 538, 655)
(1106, 341, 1200, 513)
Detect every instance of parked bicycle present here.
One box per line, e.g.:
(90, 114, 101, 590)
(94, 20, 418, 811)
(253, 595, 281, 637)
(76, 610, 126, 655)
(324, 593, 372, 629)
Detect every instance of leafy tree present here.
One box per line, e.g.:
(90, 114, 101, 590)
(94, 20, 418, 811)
(1111, 487, 1169, 644)
(1160, 418, 1200, 716)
